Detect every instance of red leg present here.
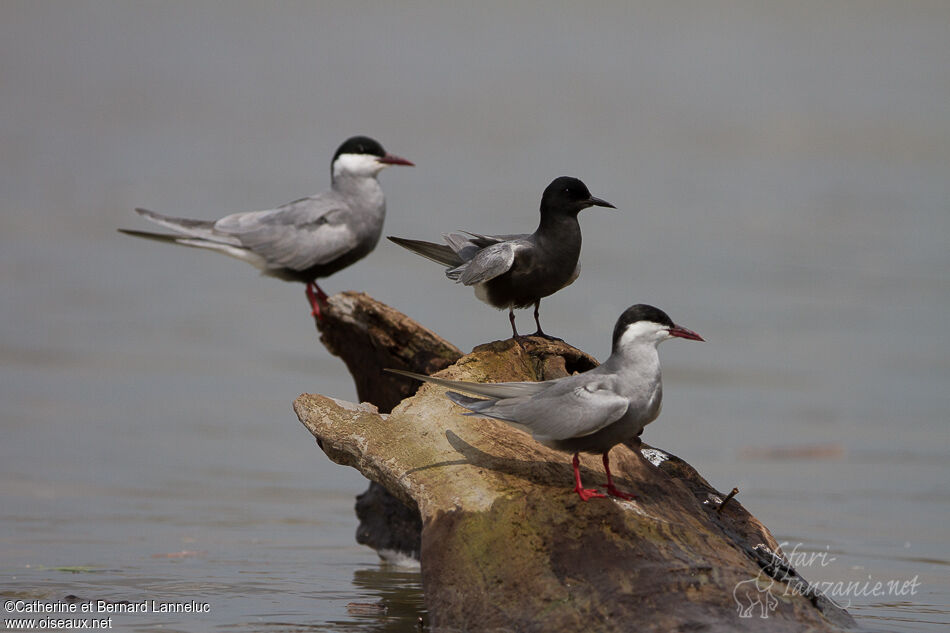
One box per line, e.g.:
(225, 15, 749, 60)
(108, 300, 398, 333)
(603, 451, 637, 500)
(572, 453, 605, 501)
(305, 282, 329, 320)
(313, 282, 328, 303)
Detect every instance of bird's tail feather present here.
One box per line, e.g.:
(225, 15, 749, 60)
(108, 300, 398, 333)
(117, 228, 183, 244)
(117, 228, 266, 269)
(385, 370, 536, 429)
(387, 236, 464, 267)
(446, 392, 531, 429)
(385, 368, 548, 399)
(133, 208, 226, 242)
(445, 391, 494, 410)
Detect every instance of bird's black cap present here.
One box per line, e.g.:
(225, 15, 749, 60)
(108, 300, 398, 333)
(540, 176, 615, 215)
(611, 304, 675, 351)
(333, 136, 387, 163)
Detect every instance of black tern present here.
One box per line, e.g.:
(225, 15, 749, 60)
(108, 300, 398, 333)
(119, 136, 413, 319)
(388, 176, 614, 339)
(389, 304, 704, 501)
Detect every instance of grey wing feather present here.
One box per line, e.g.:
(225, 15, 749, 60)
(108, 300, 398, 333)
(442, 233, 472, 252)
(445, 231, 530, 263)
(118, 228, 188, 244)
(388, 369, 628, 442)
(456, 242, 518, 286)
(133, 208, 240, 245)
(386, 369, 550, 399)
(472, 378, 630, 441)
(445, 391, 538, 437)
(460, 231, 527, 247)
(214, 193, 358, 271)
(388, 236, 464, 267)
(444, 392, 493, 409)
(442, 233, 484, 263)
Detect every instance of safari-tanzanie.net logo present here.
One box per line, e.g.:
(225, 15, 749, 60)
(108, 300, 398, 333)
(733, 542, 921, 619)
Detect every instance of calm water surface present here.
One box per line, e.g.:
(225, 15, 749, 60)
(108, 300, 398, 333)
(1, 2, 948, 631)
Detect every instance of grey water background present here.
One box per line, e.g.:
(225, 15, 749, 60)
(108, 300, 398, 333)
(1, 1, 947, 631)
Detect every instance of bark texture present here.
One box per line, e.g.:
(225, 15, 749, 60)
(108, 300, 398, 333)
(314, 291, 463, 559)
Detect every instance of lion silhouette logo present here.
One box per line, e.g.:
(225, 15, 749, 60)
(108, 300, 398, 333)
(733, 569, 780, 618)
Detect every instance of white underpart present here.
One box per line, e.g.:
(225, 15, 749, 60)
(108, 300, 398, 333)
(333, 153, 385, 179)
(618, 320, 671, 351)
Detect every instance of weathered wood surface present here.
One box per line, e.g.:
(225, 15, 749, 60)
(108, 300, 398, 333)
(299, 292, 855, 632)
(313, 291, 462, 560)
(314, 291, 463, 413)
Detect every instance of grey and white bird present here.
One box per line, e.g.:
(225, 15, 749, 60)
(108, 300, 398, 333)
(389, 304, 703, 501)
(388, 176, 614, 339)
(119, 136, 413, 319)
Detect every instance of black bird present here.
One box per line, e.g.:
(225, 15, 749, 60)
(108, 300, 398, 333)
(119, 136, 413, 320)
(388, 176, 615, 338)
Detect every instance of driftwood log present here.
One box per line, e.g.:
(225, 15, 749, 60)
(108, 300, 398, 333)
(296, 292, 855, 632)
(312, 291, 462, 559)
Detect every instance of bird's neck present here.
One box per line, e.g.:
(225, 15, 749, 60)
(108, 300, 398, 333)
(332, 173, 385, 210)
(607, 343, 662, 384)
(535, 211, 581, 244)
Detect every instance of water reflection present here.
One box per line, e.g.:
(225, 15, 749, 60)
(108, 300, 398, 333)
(324, 566, 427, 633)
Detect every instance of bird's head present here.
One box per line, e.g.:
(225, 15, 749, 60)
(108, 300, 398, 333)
(332, 136, 414, 181)
(540, 176, 615, 217)
(611, 304, 704, 355)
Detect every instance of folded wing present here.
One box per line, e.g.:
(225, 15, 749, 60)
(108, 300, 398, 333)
(214, 194, 358, 271)
(449, 378, 629, 442)
(453, 241, 520, 285)
(388, 369, 629, 443)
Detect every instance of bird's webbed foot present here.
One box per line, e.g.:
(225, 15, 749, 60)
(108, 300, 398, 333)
(605, 484, 637, 500)
(574, 486, 607, 502)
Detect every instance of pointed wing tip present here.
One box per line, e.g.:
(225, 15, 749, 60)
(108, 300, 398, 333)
(387, 235, 418, 248)
(384, 368, 426, 381)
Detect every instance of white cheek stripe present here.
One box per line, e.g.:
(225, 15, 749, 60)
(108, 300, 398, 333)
(619, 321, 666, 348)
(333, 153, 382, 178)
